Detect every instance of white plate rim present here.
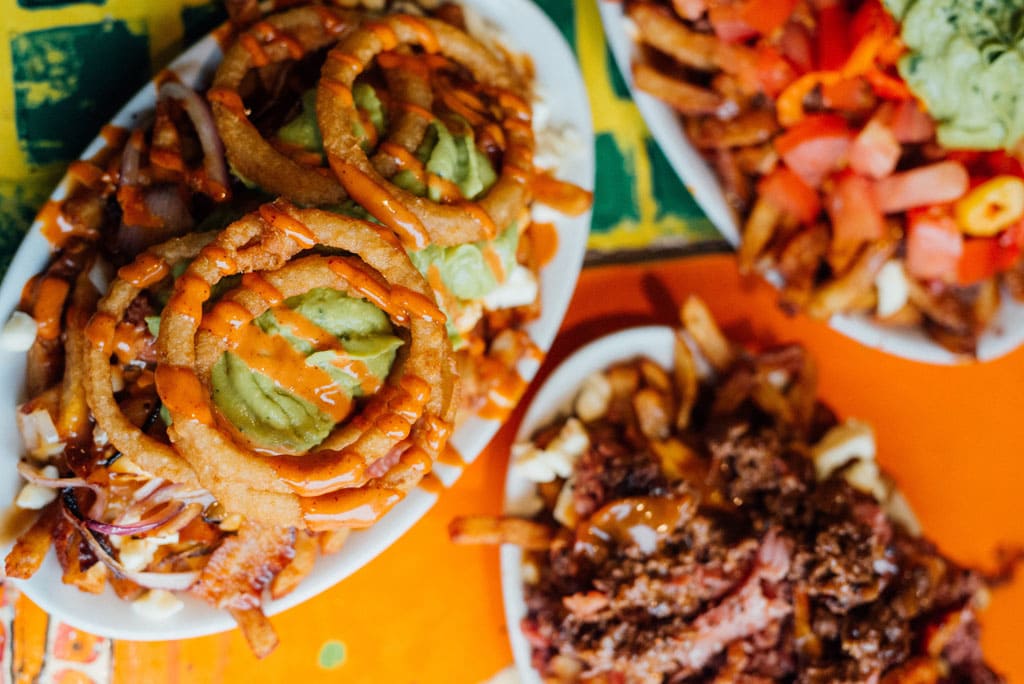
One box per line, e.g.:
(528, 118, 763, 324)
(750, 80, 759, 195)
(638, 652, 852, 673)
(501, 325, 677, 684)
(0, 0, 595, 642)
(596, 0, 1024, 365)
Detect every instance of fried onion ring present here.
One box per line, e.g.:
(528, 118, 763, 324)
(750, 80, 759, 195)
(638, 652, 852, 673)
(84, 233, 216, 486)
(317, 14, 536, 248)
(208, 5, 359, 206)
(154, 201, 457, 529)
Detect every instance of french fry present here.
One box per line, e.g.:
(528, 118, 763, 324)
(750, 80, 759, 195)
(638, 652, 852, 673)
(738, 197, 782, 274)
(685, 110, 779, 149)
(633, 388, 672, 442)
(229, 608, 279, 659)
(632, 63, 724, 115)
(448, 516, 552, 551)
(806, 236, 897, 320)
(271, 531, 319, 600)
(318, 528, 351, 555)
(5, 503, 58, 580)
(681, 296, 734, 370)
(673, 332, 699, 430)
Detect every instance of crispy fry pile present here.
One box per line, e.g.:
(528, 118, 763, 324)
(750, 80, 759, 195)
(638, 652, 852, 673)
(627, 0, 1024, 354)
(5, 0, 590, 656)
(452, 296, 1001, 681)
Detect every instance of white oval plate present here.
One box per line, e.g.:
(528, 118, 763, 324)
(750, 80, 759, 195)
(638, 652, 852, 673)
(0, 0, 594, 641)
(501, 326, 675, 683)
(597, 1, 1024, 365)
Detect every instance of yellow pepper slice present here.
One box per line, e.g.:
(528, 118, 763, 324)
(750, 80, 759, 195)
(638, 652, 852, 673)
(954, 175, 1024, 237)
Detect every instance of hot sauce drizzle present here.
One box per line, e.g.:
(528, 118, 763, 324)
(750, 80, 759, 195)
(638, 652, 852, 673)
(155, 365, 214, 425)
(117, 253, 170, 289)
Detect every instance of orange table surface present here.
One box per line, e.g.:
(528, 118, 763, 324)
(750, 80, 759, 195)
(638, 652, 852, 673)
(103, 254, 1024, 682)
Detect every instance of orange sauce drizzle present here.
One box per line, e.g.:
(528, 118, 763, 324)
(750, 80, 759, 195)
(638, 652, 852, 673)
(206, 87, 248, 118)
(504, 164, 532, 186)
(199, 300, 253, 338)
(456, 201, 498, 240)
(167, 275, 211, 323)
(435, 442, 464, 468)
(251, 21, 304, 59)
(258, 203, 317, 249)
(112, 322, 142, 365)
(328, 156, 428, 250)
(154, 365, 214, 424)
(229, 324, 354, 422)
(301, 487, 403, 531)
(312, 5, 346, 33)
(67, 161, 105, 190)
(478, 371, 527, 421)
(327, 258, 391, 313)
(271, 450, 370, 496)
(419, 473, 444, 494)
(321, 78, 355, 107)
(439, 90, 486, 126)
(85, 312, 117, 352)
(32, 277, 70, 341)
(36, 200, 85, 247)
(198, 245, 238, 275)
(357, 108, 379, 147)
(481, 244, 507, 283)
(530, 171, 594, 217)
(389, 286, 445, 324)
(393, 15, 438, 53)
(101, 124, 128, 148)
(395, 101, 436, 122)
(527, 221, 559, 268)
(327, 50, 365, 74)
(117, 253, 170, 289)
(430, 175, 465, 202)
(241, 272, 284, 306)
(364, 21, 399, 51)
(239, 33, 270, 67)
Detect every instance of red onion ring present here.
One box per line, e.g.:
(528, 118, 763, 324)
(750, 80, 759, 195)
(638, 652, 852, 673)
(85, 500, 185, 536)
(60, 494, 200, 591)
(159, 81, 231, 199)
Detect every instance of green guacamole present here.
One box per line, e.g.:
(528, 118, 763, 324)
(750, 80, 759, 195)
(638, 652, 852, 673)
(210, 288, 403, 453)
(885, 0, 1024, 149)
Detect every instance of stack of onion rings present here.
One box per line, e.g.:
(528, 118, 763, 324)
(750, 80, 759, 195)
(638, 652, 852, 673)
(208, 5, 359, 205)
(154, 201, 457, 529)
(317, 13, 536, 248)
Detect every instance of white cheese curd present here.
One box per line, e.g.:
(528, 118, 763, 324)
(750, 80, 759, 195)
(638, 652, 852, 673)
(0, 311, 38, 352)
(132, 589, 185, 620)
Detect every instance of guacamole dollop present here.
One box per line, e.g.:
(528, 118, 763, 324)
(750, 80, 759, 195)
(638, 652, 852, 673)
(391, 118, 498, 202)
(276, 83, 385, 156)
(885, 0, 1024, 149)
(210, 288, 402, 453)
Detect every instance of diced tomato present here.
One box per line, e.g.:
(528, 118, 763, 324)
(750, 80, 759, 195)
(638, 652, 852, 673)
(827, 172, 885, 249)
(779, 20, 814, 73)
(758, 167, 822, 224)
(815, 1, 851, 70)
(956, 238, 1010, 286)
(774, 114, 853, 187)
(905, 206, 963, 281)
(884, 99, 935, 143)
(755, 46, 797, 96)
(850, 118, 901, 179)
(875, 161, 970, 213)
(709, 0, 798, 42)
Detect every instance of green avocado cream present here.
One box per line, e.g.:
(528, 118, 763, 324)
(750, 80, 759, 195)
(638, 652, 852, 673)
(391, 118, 498, 202)
(210, 288, 403, 453)
(885, 0, 1024, 149)
(276, 84, 385, 156)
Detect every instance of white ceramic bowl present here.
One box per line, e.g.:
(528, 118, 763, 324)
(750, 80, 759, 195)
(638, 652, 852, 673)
(597, 1, 1024, 365)
(0, 0, 594, 641)
(501, 326, 676, 683)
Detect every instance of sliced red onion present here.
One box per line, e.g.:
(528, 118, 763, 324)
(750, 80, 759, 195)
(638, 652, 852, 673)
(85, 500, 185, 536)
(132, 477, 167, 503)
(150, 502, 204, 537)
(159, 81, 230, 197)
(61, 496, 200, 591)
(17, 461, 96, 492)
